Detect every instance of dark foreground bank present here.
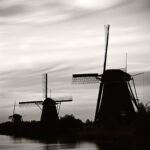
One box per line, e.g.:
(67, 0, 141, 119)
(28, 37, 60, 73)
(0, 113, 150, 143)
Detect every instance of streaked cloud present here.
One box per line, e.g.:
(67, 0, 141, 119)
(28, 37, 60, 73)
(0, 0, 150, 122)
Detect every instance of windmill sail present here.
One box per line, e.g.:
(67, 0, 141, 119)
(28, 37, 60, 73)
(72, 73, 100, 84)
(19, 101, 43, 105)
(95, 25, 110, 122)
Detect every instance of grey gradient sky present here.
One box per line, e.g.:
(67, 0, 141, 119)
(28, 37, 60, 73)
(0, 0, 150, 122)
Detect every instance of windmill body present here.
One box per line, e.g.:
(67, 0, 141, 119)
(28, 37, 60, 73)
(95, 69, 137, 125)
(40, 98, 59, 126)
(9, 114, 22, 123)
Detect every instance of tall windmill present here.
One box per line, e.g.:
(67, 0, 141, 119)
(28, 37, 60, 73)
(19, 73, 72, 125)
(72, 25, 139, 125)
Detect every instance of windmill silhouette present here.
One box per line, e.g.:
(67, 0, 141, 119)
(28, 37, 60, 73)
(72, 25, 140, 125)
(19, 73, 72, 126)
(9, 101, 22, 123)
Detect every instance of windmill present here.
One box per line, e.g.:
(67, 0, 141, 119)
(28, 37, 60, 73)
(19, 73, 72, 125)
(72, 25, 140, 126)
(9, 101, 22, 123)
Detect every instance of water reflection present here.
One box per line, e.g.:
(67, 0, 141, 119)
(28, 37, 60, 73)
(43, 142, 98, 150)
(0, 135, 98, 150)
(0, 135, 150, 150)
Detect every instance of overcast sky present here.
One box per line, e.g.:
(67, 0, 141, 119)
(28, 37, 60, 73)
(0, 0, 150, 122)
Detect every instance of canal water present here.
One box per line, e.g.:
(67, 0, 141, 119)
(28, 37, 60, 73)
(0, 135, 149, 150)
(0, 135, 98, 150)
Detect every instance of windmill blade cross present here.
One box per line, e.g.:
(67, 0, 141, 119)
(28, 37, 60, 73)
(19, 100, 43, 105)
(132, 72, 144, 77)
(19, 100, 43, 111)
(72, 73, 101, 84)
(55, 100, 72, 103)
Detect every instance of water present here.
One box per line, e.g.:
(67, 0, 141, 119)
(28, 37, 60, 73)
(0, 135, 99, 150)
(0, 135, 149, 150)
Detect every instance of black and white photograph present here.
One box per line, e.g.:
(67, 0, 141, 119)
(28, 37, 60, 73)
(0, 0, 150, 149)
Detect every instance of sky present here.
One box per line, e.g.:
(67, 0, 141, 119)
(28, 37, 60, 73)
(0, 0, 150, 122)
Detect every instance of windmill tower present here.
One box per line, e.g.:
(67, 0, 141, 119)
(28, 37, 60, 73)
(19, 73, 72, 126)
(73, 25, 139, 126)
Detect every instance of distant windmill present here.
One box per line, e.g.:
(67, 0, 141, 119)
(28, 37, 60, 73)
(19, 73, 72, 125)
(72, 25, 140, 125)
(9, 101, 22, 123)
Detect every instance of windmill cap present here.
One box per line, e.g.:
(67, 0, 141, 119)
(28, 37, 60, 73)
(101, 69, 131, 82)
(43, 97, 56, 105)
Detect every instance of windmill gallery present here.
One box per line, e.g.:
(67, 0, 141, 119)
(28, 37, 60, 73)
(0, 25, 149, 140)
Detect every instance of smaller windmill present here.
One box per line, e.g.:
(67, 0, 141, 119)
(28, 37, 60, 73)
(72, 25, 140, 126)
(9, 101, 22, 123)
(19, 73, 72, 125)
